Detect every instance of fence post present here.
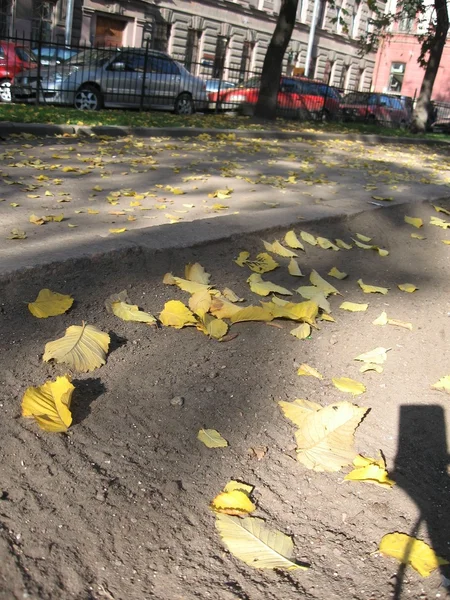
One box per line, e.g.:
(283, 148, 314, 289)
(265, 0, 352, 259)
(215, 76, 222, 114)
(35, 23, 43, 106)
(139, 38, 150, 112)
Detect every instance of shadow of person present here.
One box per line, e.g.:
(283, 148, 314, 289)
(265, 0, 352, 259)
(392, 405, 450, 599)
(71, 378, 106, 425)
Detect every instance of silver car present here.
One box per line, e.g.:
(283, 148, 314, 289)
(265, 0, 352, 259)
(12, 47, 208, 114)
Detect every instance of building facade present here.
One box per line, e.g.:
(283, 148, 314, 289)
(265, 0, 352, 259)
(2, 0, 378, 90)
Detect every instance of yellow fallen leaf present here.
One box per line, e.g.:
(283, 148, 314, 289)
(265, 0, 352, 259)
(209, 188, 233, 200)
(43, 322, 110, 372)
(320, 313, 335, 322)
(357, 279, 388, 294)
(110, 300, 156, 324)
(433, 204, 450, 216)
(29, 214, 45, 225)
(215, 514, 306, 570)
(221, 288, 244, 302)
(310, 270, 341, 295)
(345, 455, 395, 488)
(211, 489, 256, 515)
(328, 267, 347, 280)
(398, 283, 418, 293)
(300, 231, 317, 246)
(264, 299, 318, 324)
(212, 203, 229, 211)
(442, 240, 450, 245)
(235, 251, 250, 267)
(197, 428, 228, 448)
(353, 239, 373, 250)
(185, 262, 211, 285)
(332, 377, 366, 395)
(290, 323, 311, 339)
(109, 228, 127, 234)
(373, 311, 413, 330)
(163, 273, 211, 294)
(92, 185, 103, 192)
(288, 258, 303, 277)
(335, 239, 352, 250)
(159, 300, 197, 329)
(229, 306, 274, 324)
(44, 214, 64, 223)
(379, 533, 449, 577)
(21, 375, 74, 433)
(284, 230, 304, 250)
(278, 398, 322, 427)
(297, 364, 323, 379)
(372, 311, 388, 325)
(247, 273, 292, 296)
(431, 375, 450, 393)
(88, 209, 99, 215)
(411, 233, 426, 240)
(130, 200, 141, 207)
(188, 289, 212, 317)
(360, 363, 383, 374)
(210, 297, 242, 319)
(10, 202, 20, 207)
(8, 229, 27, 239)
(247, 253, 279, 274)
(317, 237, 339, 251)
(196, 313, 228, 339)
(430, 215, 450, 229)
(371, 195, 393, 201)
(354, 347, 389, 365)
(28, 289, 73, 318)
(339, 301, 368, 312)
(356, 233, 372, 242)
(404, 215, 423, 228)
(263, 240, 295, 258)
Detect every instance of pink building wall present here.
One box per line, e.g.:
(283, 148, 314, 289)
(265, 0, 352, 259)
(372, 33, 450, 102)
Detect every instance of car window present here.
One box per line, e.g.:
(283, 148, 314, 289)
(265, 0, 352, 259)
(66, 49, 116, 66)
(390, 97, 402, 110)
(240, 77, 260, 89)
(15, 48, 36, 62)
(59, 49, 77, 61)
(280, 79, 298, 93)
(149, 56, 180, 74)
(112, 52, 147, 71)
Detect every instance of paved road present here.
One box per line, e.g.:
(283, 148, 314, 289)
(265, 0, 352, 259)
(1, 130, 450, 276)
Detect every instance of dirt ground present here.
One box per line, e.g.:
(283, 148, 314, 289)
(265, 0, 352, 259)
(1, 200, 450, 600)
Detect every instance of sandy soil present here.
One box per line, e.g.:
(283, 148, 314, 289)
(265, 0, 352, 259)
(1, 201, 450, 600)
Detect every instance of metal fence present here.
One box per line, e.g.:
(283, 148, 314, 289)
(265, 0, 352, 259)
(1, 34, 449, 130)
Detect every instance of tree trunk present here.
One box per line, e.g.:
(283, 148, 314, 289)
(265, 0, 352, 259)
(411, 0, 449, 133)
(254, 0, 299, 120)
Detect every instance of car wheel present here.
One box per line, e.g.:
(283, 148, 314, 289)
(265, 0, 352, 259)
(0, 80, 12, 103)
(174, 93, 194, 115)
(74, 85, 103, 111)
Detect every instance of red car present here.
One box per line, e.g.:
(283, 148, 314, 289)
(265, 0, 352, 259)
(340, 92, 411, 128)
(218, 76, 341, 120)
(0, 41, 37, 102)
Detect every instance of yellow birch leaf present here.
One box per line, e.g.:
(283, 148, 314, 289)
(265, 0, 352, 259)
(332, 377, 366, 395)
(210, 297, 242, 319)
(353, 239, 373, 250)
(10, 202, 20, 207)
(109, 228, 126, 234)
(215, 514, 306, 571)
(297, 364, 323, 379)
(389, 318, 413, 330)
(263, 240, 297, 258)
(247, 253, 279, 274)
(8, 229, 27, 239)
(189, 289, 212, 317)
(360, 363, 383, 374)
(373, 311, 388, 325)
(196, 313, 228, 339)
(229, 306, 274, 324)
(235, 251, 250, 267)
(197, 428, 228, 448)
(442, 240, 450, 245)
(411, 233, 426, 240)
(339, 302, 369, 312)
(336, 239, 353, 250)
(379, 533, 449, 577)
(284, 230, 304, 250)
(43, 214, 64, 223)
(293, 401, 368, 471)
(430, 216, 450, 229)
(404, 215, 423, 228)
(265, 300, 319, 324)
(43, 322, 110, 372)
(288, 258, 303, 277)
(345, 455, 395, 488)
(223, 481, 254, 495)
(88, 209, 99, 215)
(185, 262, 211, 285)
(357, 279, 389, 294)
(221, 288, 244, 302)
(279, 398, 322, 427)
(111, 301, 156, 324)
(159, 300, 197, 329)
(28, 289, 74, 318)
(354, 347, 390, 364)
(356, 233, 372, 242)
(211, 490, 256, 515)
(433, 204, 450, 216)
(310, 270, 341, 295)
(300, 231, 317, 246)
(68, 224, 78, 228)
(431, 376, 450, 393)
(21, 375, 74, 433)
(29, 214, 45, 225)
(163, 274, 211, 295)
(92, 185, 103, 192)
(317, 237, 339, 251)
(290, 323, 311, 339)
(247, 273, 292, 297)
(398, 283, 418, 293)
(320, 313, 335, 322)
(328, 267, 348, 280)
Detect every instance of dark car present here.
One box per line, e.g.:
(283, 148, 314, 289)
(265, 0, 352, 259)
(0, 40, 37, 102)
(340, 92, 411, 128)
(31, 45, 78, 65)
(218, 76, 341, 120)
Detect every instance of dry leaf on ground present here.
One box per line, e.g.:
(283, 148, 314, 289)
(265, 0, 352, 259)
(379, 533, 449, 577)
(354, 347, 390, 365)
(197, 428, 228, 448)
(159, 300, 198, 329)
(185, 262, 211, 284)
(288, 258, 303, 277)
(297, 364, 323, 379)
(196, 314, 228, 339)
(211, 481, 255, 516)
(43, 322, 110, 372)
(22, 375, 74, 432)
(328, 267, 347, 280)
(28, 289, 73, 318)
(344, 455, 395, 488)
(332, 377, 366, 395)
(431, 376, 450, 393)
(290, 323, 311, 339)
(264, 240, 297, 258)
(357, 279, 389, 294)
(404, 216, 423, 228)
(340, 301, 369, 312)
(247, 253, 279, 274)
(247, 273, 292, 297)
(398, 283, 418, 293)
(230, 305, 274, 324)
(284, 230, 304, 250)
(235, 251, 250, 267)
(310, 270, 341, 295)
(317, 237, 339, 251)
(300, 231, 317, 246)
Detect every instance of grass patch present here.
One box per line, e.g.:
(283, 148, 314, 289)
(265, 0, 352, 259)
(0, 102, 448, 141)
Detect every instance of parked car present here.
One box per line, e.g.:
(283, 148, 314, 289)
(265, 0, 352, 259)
(340, 92, 411, 127)
(31, 45, 78, 65)
(217, 76, 341, 120)
(0, 40, 37, 102)
(205, 78, 235, 104)
(12, 47, 208, 114)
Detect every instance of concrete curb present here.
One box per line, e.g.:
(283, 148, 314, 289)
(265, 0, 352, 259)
(1, 120, 449, 146)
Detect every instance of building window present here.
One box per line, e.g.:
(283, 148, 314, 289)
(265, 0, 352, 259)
(335, 1, 345, 34)
(239, 41, 253, 81)
(57, 0, 67, 23)
(351, 0, 361, 37)
(317, 0, 327, 28)
(388, 62, 405, 92)
(213, 35, 228, 79)
(323, 59, 332, 83)
(185, 29, 202, 73)
(398, 14, 414, 32)
(154, 22, 172, 52)
(32, 0, 54, 41)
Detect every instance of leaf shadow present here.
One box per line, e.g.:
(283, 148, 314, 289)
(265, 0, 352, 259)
(71, 378, 106, 425)
(108, 331, 128, 356)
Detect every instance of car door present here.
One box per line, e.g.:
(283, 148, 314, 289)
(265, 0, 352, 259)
(143, 55, 181, 108)
(104, 52, 145, 106)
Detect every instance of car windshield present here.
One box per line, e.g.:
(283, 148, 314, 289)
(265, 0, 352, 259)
(342, 92, 373, 105)
(63, 49, 116, 67)
(15, 47, 37, 62)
